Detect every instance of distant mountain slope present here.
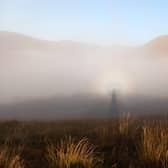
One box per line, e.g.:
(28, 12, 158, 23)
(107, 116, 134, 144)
(1, 31, 168, 56)
(0, 31, 98, 51)
(143, 35, 168, 56)
(0, 31, 46, 50)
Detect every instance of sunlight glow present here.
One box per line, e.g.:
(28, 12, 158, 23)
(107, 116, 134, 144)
(95, 72, 131, 95)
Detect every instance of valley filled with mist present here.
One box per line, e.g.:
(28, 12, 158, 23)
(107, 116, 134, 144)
(0, 31, 168, 119)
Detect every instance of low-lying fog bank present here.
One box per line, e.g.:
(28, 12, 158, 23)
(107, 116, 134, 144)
(0, 32, 168, 119)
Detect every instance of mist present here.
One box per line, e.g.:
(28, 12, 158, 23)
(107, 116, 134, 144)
(0, 32, 168, 119)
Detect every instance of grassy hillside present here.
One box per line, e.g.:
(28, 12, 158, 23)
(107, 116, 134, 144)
(0, 114, 167, 168)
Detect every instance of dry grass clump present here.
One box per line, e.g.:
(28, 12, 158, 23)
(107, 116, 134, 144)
(46, 136, 102, 168)
(0, 146, 25, 168)
(139, 125, 168, 168)
(118, 113, 131, 136)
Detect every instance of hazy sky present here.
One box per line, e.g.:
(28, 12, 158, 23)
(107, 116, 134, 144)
(0, 0, 168, 45)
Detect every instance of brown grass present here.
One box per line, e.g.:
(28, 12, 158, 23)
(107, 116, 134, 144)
(46, 136, 102, 168)
(0, 146, 25, 168)
(118, 113, 131, 136)
(139, 124, 168, 168)
(0, 115, 167, 168)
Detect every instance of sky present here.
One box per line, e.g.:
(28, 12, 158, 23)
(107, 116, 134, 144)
(0, 0, 168, 45)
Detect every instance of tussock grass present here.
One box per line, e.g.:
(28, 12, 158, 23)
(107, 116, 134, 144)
(94, 113, 132, 145)
(0, 146, 25, 168)
(0, 116, 167, 168)
(46, 136, 102, 168)
(139, 125, 168, 168)
(118, 113, 131, 136)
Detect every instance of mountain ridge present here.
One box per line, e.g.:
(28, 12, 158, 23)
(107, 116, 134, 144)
(1, 31, 168, 50)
